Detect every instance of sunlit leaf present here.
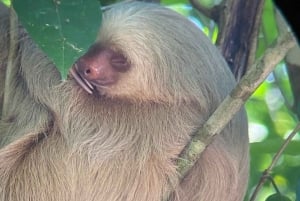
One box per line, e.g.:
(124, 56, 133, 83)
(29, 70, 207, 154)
(256, 0, 278, 58)
(1, 0, 10, 6)
(262, 0, 278, 43)
(12, 0, 102, 79)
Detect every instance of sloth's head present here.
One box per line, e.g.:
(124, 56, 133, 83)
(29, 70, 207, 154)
(70, 2, 229, 107)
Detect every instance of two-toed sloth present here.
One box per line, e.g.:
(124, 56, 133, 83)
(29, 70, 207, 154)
(0, 2, 249, 201)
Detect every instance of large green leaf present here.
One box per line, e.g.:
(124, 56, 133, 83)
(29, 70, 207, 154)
(12, 0, 102, 79)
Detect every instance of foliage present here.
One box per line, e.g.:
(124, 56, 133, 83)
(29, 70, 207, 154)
(0, 0, 9, 6)
(246, 1, 299, 200)
(12, 0, 102, 79)
(266, 193, 292, 201)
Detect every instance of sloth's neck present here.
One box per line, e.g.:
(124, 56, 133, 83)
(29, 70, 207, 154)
(0, 91, 204, 201)
(54, 94, 202, 162)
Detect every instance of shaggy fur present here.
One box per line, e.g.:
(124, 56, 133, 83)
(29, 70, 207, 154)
(0, 2, 249, 201)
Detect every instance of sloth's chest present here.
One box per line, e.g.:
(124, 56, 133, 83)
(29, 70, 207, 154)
(4, 133, 178, 201)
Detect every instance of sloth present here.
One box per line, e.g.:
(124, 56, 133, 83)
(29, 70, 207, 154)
(0, 2, 249, 201)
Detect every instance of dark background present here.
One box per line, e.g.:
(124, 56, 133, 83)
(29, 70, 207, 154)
(274, 0, 300, 42)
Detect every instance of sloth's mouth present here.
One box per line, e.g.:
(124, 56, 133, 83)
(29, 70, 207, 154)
(70, 64, 94, 94)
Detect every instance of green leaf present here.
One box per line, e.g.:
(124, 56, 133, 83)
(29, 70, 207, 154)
(256, 0, 278, 58)
(161, 0, 188, 6)
(266, 193, 292, 201)
(12, 0, 102, 79)
(1, 0, 11, 6)
(251, 140, 300, 156)
(261, 0, 278, 45)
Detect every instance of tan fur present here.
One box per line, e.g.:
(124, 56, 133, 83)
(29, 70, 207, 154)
(0, 2, 249, 201)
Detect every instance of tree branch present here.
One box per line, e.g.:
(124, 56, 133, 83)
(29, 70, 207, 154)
(217, 0, 265, 80)
(177, 30, 297, 179)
